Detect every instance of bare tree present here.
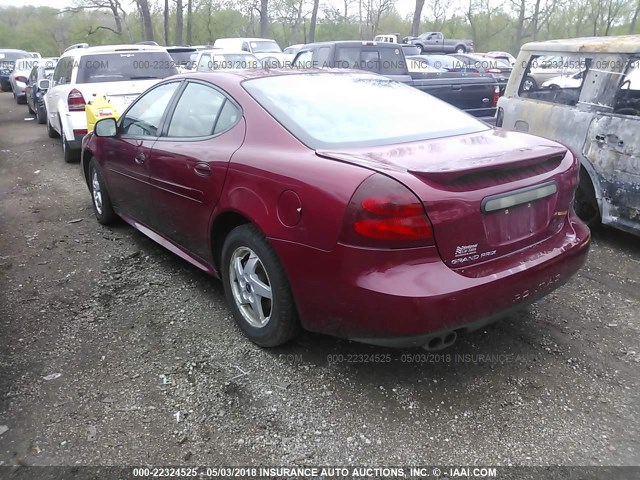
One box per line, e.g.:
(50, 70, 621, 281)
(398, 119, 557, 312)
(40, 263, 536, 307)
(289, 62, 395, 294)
(309, 0, 320, 42)
(412, 0, 425, 36)
(63, 0, 125, 34)
(187, 0, 193, 45)
(175, 0, 183, 44)
(260, 0, 270, 37)
(164, 0, 170, 45)
(134, 0, 155, 41)
(631, 0, 640, 32)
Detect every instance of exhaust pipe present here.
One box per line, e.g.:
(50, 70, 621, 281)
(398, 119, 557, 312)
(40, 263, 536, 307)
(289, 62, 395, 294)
(422, 330, 457, 351)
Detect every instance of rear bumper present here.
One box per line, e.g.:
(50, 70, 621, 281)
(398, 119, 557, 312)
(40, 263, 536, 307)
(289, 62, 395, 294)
(270, 215, 590, 347)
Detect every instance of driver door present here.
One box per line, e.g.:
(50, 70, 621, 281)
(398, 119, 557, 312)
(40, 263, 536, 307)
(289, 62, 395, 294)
(102, 81, 182, 224)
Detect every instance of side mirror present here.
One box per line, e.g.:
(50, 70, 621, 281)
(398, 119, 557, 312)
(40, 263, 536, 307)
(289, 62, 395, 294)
(94, 117, 117, 137)
(38, 79, 50, 90)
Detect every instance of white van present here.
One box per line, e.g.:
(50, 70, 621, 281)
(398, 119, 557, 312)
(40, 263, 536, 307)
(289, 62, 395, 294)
(213, 38, 287, 65)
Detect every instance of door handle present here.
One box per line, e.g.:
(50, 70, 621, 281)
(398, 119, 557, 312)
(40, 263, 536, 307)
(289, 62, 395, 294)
(135, 152, 146, 164)
(194, 163, 211, 176)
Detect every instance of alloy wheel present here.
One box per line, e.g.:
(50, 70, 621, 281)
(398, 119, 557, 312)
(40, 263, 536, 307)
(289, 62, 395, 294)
(92, 169, 103, 215)
(229, 246, 273, 328)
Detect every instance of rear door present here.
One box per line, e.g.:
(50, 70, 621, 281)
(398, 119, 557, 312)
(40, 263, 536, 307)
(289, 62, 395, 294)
(104, 81, 182, 223)
(148, 81, 245, 261)
(583, 60, 640, 225)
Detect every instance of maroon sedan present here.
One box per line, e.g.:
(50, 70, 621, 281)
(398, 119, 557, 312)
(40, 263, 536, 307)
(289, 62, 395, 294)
(81, 70, 590, 350)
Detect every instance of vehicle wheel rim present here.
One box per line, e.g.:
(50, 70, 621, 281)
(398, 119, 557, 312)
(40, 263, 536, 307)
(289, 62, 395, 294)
(229, 246, 273, 328)
(92, 169, 103, 215)
(457, 48, 464, 53)
(523, 79, 533, 91)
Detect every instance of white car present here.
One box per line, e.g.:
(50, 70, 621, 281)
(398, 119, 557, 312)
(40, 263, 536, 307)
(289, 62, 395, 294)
(542, 70, 584, 89)
(193, 50, 261, 72)
(213, 38, 288, 66)
(9, 57, 40, 104)
(45, 43, 178, 162)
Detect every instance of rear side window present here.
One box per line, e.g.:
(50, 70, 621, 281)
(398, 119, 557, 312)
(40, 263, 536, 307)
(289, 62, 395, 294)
(53, 57, 73, 85)
(518, 54, 590, 106)
(335, 46, 406, 74)
(293, 50, 313, 67)
(76, 52, 178, 84)
(166, 82, 239, 138)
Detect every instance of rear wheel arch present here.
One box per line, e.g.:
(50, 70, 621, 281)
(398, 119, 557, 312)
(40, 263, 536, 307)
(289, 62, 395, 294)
(211, 211, 253, 275)
(82, 149, 94, 188)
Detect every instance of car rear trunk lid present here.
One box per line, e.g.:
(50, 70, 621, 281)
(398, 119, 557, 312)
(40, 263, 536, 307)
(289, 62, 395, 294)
(317, 131, 577, 271)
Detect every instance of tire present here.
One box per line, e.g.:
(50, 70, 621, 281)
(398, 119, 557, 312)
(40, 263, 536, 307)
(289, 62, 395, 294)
(62, 134, 79, 163)
(522, 76, 537, 92)
(16, 94, 26, 105)
(27, 100, 35, 114)
(47, 116, 59, 138)
(574, 169, 600, 228)
(417, 44, 425, 54)
(455, 45, 466, 54)
(36, 106, 46, 124)
(88, 158, 117, 225)
(221, 224, 299, 347)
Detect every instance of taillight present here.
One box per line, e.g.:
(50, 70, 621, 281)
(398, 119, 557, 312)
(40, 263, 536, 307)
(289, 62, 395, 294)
(491, 85, 500, 106)
(340, 174, 434, 248)
(15, 76, 28, 83)
(68, 88, 86, 112)
(471, 69, 480, 73)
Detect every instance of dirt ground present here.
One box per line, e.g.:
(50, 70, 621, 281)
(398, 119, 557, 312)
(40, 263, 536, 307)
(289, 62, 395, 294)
(0, 92, 639, 468)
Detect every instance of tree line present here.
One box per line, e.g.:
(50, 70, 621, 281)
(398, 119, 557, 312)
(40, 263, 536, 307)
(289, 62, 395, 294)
(0, 0, 638, 57)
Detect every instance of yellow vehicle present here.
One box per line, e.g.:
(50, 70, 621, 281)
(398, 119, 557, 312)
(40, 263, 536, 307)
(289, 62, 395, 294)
(85, 95, 119, 133)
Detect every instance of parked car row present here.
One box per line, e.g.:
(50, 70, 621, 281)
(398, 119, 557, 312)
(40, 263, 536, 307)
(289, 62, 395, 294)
(18, 36, 640, 352)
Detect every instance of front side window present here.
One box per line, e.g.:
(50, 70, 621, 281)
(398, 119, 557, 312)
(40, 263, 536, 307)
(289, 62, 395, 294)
(120, 82, 180, 136)
(519, 54, 590, 106)
(614, 58, 640, 116)
(243, 73, 488, 149)
(166, 82, 239, 138)
(293, 50, 313, 67)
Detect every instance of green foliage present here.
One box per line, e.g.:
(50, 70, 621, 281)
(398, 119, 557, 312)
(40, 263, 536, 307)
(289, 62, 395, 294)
(1, 0, 639, 55)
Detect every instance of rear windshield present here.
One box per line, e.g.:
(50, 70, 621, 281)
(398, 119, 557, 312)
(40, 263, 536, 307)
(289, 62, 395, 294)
(0, 50, 29, 71)
(335, 46, 407, 75)
(243, 73, 488, 149)
(251, 41, 282, 54)
(76, 52, 178, 83)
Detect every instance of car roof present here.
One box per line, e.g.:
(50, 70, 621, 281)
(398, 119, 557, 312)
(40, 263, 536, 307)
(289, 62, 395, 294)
(522, 35, 640, 54)
(0, 48, 29, 53)
(300, 40, 399, 48)
(216, 38, 276, 42)
(62, 44, 167, 57)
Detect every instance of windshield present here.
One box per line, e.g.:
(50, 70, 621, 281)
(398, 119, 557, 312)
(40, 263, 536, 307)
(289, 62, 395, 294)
(212, 54, 260, 70)
(250, 41, 282, 54)
(243, 73, 488, 149)
(0, 50, 30, 72)
(168, 50, 196, 66)
(76, 52, 179, 83)
(15, 59, 38, 71)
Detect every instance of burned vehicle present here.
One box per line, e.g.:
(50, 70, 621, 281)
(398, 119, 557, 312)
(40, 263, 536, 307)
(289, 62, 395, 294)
(496, 35, 640, 235)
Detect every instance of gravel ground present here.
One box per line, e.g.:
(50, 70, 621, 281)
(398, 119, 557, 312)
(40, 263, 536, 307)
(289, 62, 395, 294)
(0, 92, 639, 468)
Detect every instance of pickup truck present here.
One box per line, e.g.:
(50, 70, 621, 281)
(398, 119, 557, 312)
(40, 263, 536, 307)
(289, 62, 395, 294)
(292, 41, 498, 120)
(402, 32, 474, 54)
